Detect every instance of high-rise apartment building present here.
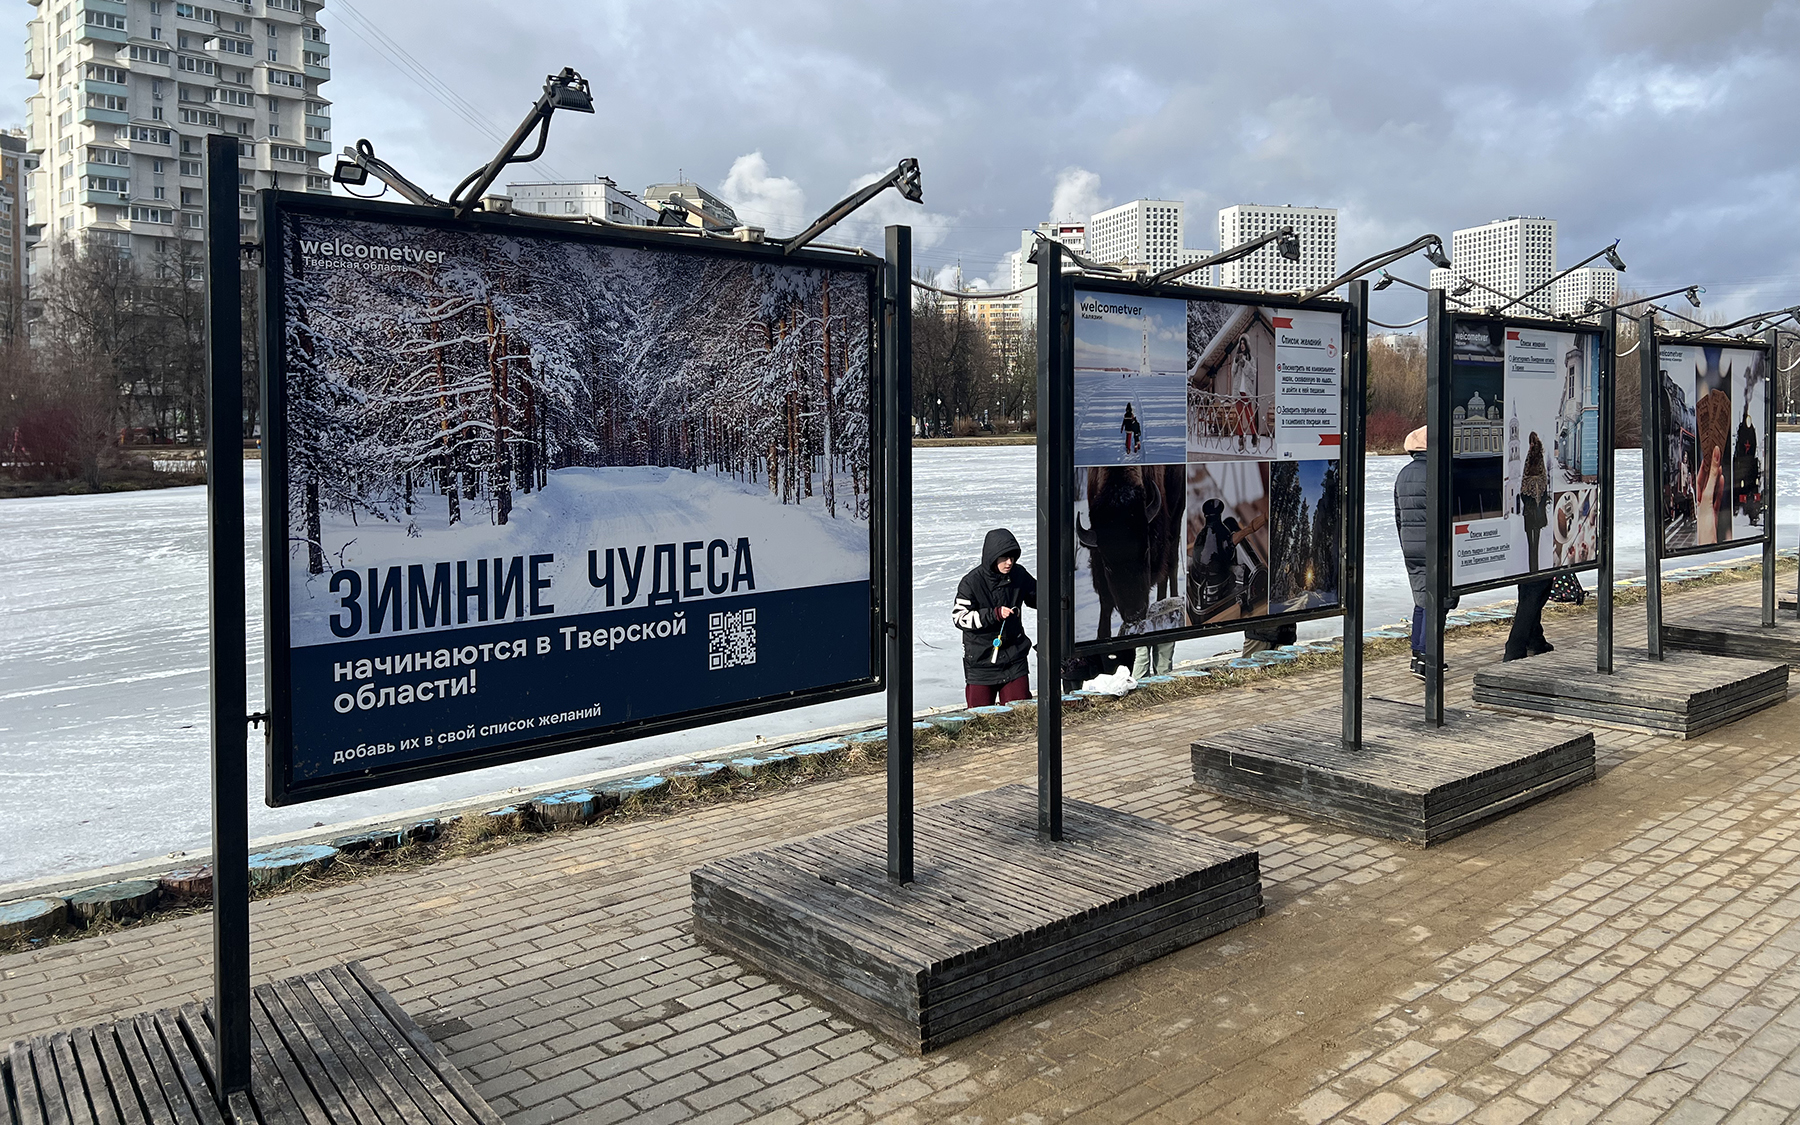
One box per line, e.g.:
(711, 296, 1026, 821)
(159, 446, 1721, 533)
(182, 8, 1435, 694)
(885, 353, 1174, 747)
(967, 292, 1022, 344)
(1428, 216, 1555, 311)
(0, 132, 30, 333)
(1551, 267, 1619, 318)
(1217, 204, 1337, 292)
(24, 0, 333, 274)
(1088, 198, 1186, 272)
(1011, 220, 1084, 291)
(1427, 217, 1618, 317)
(504, 178, 659, 226)
(1173, 246, 1215, 287)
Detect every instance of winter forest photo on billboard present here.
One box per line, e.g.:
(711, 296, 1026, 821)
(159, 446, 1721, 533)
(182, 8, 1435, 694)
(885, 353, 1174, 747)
(268, 205, 883, 794)
(279, 212, 875, 647)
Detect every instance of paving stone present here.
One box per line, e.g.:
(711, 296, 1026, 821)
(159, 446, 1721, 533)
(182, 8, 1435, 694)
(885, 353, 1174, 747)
(10, 580, 1800, 1123)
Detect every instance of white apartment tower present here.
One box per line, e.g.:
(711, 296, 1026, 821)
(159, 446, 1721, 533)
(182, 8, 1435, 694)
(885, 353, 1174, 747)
(1551, 267, 1619, 318)
(1217, 204, 1337, 292)
(504, 179, 659, 226)
(1427, 217, 1619, 317)
(24, 0, 333, 275)
(1428, 217, 1556, 311)
(1088, 199, 1186, 272)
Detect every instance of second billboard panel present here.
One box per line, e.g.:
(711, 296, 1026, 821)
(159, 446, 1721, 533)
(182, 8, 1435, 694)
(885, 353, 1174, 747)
(1447, 319, 1603, 589)
(1072, 289, 1343, 645)
(1655, 342, 1768, 553)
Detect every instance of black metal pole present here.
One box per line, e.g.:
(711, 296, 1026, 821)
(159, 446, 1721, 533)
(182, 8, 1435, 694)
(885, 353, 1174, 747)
(1342, 282, 1368, 750)
(1638, 313, 1664, 660)
(1034, 243, 1067, 841)
(883, 226, 914, 884)
(204, 134, 251, 1107)
(1597, 311, 1617, 673)
(1424, 290, 1449, 726)
(1763, 327, 1778, 628)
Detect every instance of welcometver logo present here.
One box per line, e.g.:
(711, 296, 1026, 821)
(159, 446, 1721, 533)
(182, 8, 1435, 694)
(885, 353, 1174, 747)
(299, 237, 447, 265)
(1078, 297, 1145, 319)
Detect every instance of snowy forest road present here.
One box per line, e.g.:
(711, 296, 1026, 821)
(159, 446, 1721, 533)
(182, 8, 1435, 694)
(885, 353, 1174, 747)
(2, 443, 1794, 883)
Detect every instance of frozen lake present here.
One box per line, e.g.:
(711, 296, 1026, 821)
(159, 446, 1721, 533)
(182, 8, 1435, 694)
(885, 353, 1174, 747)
(3, 440, 1795, 883)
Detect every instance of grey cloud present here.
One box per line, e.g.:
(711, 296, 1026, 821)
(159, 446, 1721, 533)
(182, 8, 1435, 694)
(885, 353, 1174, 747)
(7, 0, 1797, 320)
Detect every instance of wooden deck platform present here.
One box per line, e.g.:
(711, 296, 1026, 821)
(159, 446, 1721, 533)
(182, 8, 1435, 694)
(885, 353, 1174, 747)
(1664, 604, 1800, 665)
(2, 962, 500, 1125)
(690, 785, 1262, 1052)
(1191, 698, 1595, 846)
(1472, 648, 1787, 738)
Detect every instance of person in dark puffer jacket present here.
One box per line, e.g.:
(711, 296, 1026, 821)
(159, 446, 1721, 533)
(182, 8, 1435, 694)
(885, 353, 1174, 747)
(1394, 425, 1452, 678)
(953, 528, 1038, 706)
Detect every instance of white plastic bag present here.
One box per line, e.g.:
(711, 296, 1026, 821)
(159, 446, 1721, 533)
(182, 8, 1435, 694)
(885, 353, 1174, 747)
(1080, 666, 1138, 697)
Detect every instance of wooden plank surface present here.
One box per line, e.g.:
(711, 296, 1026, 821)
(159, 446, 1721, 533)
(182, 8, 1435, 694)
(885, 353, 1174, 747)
(2, 964, 499, 1125)
(8, 1039, 49, 1125)
(1472, 647, 1787, 738)
(691, 785, 1261, 1052)
(1474, 687, 1786, 737)
(1191, 698, 1596, 846)
(1663, 605, 1800, 664)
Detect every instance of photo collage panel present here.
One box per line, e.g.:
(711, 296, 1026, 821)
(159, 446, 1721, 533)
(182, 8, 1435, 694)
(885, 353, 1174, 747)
(1071, 289, 1343, 644)
(1448, 321, 1602, 588)
(1656, 344, 1767, 551)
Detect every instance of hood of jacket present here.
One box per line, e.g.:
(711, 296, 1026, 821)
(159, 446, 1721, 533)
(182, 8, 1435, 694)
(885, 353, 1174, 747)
(981, 528, 1022, 572)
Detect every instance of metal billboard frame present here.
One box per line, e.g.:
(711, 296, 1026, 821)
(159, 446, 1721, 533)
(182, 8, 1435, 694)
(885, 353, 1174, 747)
(1422, 296, 1618, 724)
(1047, 271, 1363, 660)
(207, 135, 920, 1107)
(1638, 323, 1780, 656)
(1034, 244, 1370, 839)
(258, 190, 891, 805)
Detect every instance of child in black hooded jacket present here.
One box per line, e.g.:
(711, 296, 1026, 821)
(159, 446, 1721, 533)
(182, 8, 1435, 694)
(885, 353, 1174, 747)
(952, 528, 1038, 707)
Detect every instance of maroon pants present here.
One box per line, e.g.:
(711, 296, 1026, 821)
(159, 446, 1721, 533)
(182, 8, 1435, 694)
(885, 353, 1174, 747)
(965, 676, 1032, 708)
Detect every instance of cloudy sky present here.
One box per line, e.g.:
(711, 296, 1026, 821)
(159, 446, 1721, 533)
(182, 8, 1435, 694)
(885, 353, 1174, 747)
(11, 0, 1799, 325)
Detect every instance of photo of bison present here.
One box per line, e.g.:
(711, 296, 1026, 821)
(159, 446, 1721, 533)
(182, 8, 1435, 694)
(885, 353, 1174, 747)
(1073, 463, 1187, 643)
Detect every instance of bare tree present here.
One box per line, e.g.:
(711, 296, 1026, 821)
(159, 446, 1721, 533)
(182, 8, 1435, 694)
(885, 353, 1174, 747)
(910, 282, 1000, 434)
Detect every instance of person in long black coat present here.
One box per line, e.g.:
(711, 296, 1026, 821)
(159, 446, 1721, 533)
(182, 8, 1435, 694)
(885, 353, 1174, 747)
(1395, 426, 1467, 677)
(1394, 427, 1433, 676)
(952, 528, 1038, 707)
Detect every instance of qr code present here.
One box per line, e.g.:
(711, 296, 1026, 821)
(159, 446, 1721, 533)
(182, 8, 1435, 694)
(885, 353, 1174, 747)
(708, 609, 757, 670)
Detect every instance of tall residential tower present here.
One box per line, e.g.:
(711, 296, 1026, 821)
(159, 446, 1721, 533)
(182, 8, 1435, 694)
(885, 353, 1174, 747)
(1427, 216, 1619, 316)
(1217, 204, 1337, 292)
(1088, 198, 1188, 273)
(24, 0, 333, 276)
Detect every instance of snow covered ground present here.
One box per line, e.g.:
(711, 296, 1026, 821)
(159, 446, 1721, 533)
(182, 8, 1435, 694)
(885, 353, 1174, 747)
(2, 443, 1793, 883)
(1073, 372, 1186, 466)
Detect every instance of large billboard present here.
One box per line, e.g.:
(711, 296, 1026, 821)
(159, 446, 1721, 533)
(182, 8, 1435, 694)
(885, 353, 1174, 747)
(262, 194, 883, 804)
(1446, 317, 1605, 591)
(1654, 341, 1770, 555)
(1069, 285, 1348, 650)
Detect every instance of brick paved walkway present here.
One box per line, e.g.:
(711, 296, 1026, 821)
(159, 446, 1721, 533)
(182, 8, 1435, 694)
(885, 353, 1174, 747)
(5, 581, 1800, 1124)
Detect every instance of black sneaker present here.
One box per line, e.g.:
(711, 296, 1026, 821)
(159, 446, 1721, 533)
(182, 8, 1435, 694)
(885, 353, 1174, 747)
(1410, 656, 1448, 679)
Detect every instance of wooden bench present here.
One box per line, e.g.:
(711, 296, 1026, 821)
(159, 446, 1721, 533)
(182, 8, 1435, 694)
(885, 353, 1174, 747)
(3, 962, 500, 1125)
(692, 784, 1262, 1052)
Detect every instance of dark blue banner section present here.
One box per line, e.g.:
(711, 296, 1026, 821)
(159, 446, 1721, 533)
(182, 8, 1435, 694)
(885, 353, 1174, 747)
(287, 582, 873, 784)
